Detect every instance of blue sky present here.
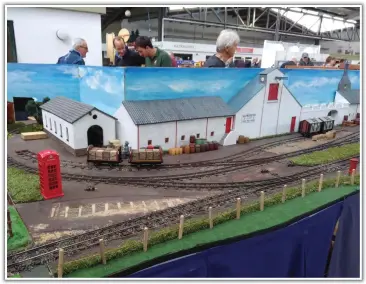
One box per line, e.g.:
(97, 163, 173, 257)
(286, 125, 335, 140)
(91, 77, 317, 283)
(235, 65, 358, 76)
(125, 67, 264, 102)
(282, 69, 347, 106)
(7, 63, 80, 102)
(348, 70, 360, 89)
(79, 66, 124, 116)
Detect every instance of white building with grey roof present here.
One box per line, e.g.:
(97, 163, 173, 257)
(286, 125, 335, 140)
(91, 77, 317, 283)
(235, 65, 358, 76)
(114, 96, 235, 150)
(40, 96, 117, 156)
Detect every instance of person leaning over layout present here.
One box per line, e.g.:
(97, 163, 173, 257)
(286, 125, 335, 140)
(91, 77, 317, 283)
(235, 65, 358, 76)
(113, 36, 145, 67)
(134, 36, 172, 67)
(57, 38, 88, 65)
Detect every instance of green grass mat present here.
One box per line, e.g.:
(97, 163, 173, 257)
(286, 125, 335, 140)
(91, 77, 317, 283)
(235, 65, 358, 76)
(7, 167, 43, 203)
(7, 206, 32, 252)
(66, 185, 358, 278)
(289, 142, 360, 166)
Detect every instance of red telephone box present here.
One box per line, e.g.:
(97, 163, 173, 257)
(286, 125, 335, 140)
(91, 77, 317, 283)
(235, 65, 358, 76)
(37, 150, 64, 200)
(349, 158, 359, 176)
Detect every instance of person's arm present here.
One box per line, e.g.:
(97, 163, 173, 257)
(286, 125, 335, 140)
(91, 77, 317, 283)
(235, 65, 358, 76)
(160, 54, 172, 67)
(136, 54, 145, 66)
(75, 59, 85, 65)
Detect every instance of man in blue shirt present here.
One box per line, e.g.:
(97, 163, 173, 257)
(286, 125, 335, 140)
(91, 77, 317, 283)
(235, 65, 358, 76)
(57, 38, 88, 65)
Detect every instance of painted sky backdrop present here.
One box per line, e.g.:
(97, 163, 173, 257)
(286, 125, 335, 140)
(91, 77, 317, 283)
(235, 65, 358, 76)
(124, 67, 264, 102)
(7, 64, 360, 116)
(281, 69, 355, 106)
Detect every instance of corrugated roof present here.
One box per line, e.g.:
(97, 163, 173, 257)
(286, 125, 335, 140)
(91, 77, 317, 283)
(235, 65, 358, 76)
(227, 75, 265, 113)
(122, 96, 234, 125)
(40, 96, 116, 124)
(260, 67, 277, 75)
(338, 89, 360, 104)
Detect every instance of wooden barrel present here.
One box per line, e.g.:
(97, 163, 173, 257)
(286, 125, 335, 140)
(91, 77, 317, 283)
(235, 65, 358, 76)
(213, 142, 219, 150)
(190, 145, 195, 153)
(208, 142, 214, 151)
(189, 135, 196, 144)
(184, 145, 190, 154)
(203, 143, 209, 152)
(7, 102, 15, 124)
(200, 144, 205, 152)
(195, 145, 201, 153)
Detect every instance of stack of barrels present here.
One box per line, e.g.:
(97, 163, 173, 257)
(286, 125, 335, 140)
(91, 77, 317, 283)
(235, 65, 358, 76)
(189, 135, 196, 153)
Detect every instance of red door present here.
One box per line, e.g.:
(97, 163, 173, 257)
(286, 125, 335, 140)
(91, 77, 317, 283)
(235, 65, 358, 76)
(225, 117, 232, 133)
(290, 116, 296, 133)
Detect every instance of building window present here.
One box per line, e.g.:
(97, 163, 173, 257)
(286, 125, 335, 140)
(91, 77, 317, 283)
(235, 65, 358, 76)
(165, 138, 169, 143)
(50, 118, 52, 130)
(181, 135, 185, 140)
(268, 83, 279, 101)
(66, 127, 69, 141)
(92, 114, 97, 119)
(211, 131, 214, 136)
(54, 121, 57, 134)
(7, 21, 17, 63)
(196, 133, 200, 138)
(60, 124, 63, 137)
(148, 140, 152, 145)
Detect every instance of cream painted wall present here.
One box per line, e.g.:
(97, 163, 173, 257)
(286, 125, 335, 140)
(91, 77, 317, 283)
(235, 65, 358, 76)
(7, 7, 103, 66)
(73, 110, 116, 149)
(139, 122, 176, 149)
(114, 105, 138, 148)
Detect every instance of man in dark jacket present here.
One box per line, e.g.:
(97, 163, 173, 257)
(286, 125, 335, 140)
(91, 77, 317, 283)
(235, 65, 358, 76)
(280, 57, 297, 68)
(57, 38, 88, 65)
(113, 36, 145, 67)
(299, 52, 314, 66)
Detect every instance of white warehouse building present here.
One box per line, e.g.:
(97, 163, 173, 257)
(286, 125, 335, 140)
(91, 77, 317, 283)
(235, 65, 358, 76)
(40, 97, 117, 156)
(115, 97, 235, 150)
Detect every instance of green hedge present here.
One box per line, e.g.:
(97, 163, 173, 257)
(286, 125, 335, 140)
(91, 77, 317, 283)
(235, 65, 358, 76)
(61, 174, 359, 276)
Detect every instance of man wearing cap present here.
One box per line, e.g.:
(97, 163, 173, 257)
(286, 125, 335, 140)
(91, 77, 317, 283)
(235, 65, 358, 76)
(299, 52, 314, 66)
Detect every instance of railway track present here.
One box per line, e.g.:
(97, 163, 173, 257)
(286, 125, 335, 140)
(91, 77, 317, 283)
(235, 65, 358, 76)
(9, 132, 359, 186)
(7, 157, 356, 273)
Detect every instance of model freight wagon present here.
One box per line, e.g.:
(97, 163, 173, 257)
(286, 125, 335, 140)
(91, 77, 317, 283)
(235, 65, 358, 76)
(298, 118, 323, 137)
(319, 116, 335, 133)
(87, 145, 122, 165)
(129, 148, 163, 166)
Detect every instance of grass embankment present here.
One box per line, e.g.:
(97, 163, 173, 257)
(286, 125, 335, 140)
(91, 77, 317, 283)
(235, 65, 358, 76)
(7, 206, 32, 252)
(7, 122, 43, 133)
(290, 142, 360, 166)
(63, 174, 359, 278)
(7, 167, 43, 203)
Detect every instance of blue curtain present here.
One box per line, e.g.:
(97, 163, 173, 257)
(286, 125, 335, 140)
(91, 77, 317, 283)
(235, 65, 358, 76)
(127, 201, 343, 278)
(328, 192, 360, 278)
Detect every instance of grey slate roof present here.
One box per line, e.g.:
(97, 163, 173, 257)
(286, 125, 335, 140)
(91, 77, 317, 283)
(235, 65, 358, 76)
(338, 89, 360, 104)
(227, 75, 265, 113)
(40, 96, 117, 124)
(122, 96, 235, 125)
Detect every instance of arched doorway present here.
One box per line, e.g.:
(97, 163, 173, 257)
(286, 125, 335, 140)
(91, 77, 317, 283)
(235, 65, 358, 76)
(328, 110, 338, 119)
(87, 125, 103, 147)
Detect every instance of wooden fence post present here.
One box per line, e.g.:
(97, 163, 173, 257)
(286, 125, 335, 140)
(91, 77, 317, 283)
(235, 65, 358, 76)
(99, 239, 106, 265)
(208, 207, 213, 229)
(301, 179, 306, 198)
(335, 170, 341, 188)
(281, 185, 287, 203)
(236, 198, 241, 219)
(178, 215, 184, 239)
(351, 169, 356, 185)
(318, 174, 324, 192)
(143, 227, 149, 252)
(57, 248, 64, 278)
(260, 191, 265, 211)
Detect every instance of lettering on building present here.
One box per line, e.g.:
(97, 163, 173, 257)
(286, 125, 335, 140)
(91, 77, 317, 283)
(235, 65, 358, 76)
(241, 113, 256, 123)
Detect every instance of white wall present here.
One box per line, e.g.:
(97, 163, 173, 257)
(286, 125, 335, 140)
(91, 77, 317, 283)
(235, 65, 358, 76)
(177, 119, 206, 147)
(234, 70, 301, 138)
(114, 105, 138, 148)
(347, 104, 359, 121)
(7, 7, 103, 66)
(235, 88, 264, 138)
(139, 122, 176, 149)
(207, 117, 230, 142)
(276, 85, 301, 134)
(73, 110, 116, 149)
(320, 40, 360, 55)
(42, 110, 75, 148)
